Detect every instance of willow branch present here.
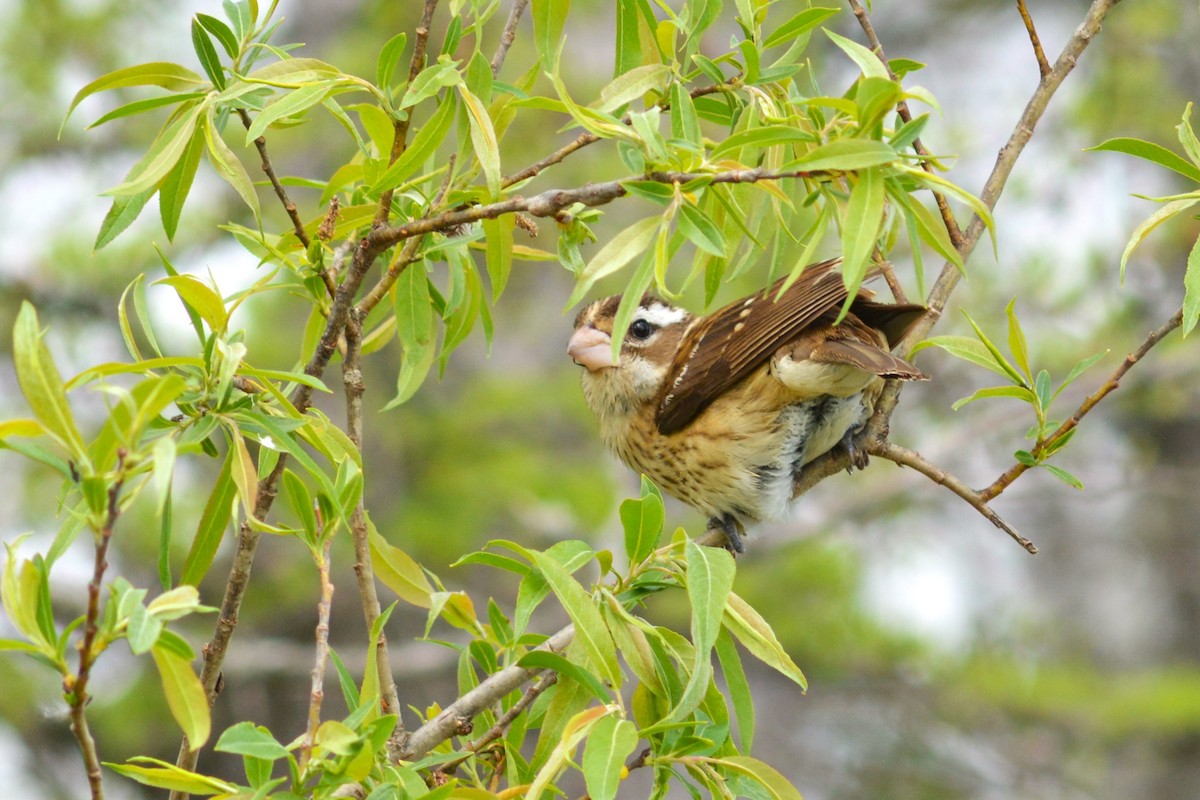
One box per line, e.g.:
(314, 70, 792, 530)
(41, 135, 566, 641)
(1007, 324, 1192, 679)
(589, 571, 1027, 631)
(300, 539, 335, 772)
(68, 456, 126, 800)
(874, 442, 1037, 553)
(400, 624, 576, 760)
(374, 0, 440, 229)
(980, 306, 1183, 502)
(490, 0, 529, 76)
(1017, 0, 1053, 77)
(432, 671, 559, 776)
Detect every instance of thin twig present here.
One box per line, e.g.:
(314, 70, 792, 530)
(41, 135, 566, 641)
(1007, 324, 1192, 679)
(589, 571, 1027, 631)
(68, 453, 127, 800)
(300, 538, 335, 772)
(873, 441, 1037, 553)
(490, 0, 529, 76)
(432, 671, 559, 777)
(343, 312, 402, 732)
(401, 624, 576, 760)
(980, 307, 1183, 502)
(1017, 0, 1053, 77)
(375, 0, 440, 229)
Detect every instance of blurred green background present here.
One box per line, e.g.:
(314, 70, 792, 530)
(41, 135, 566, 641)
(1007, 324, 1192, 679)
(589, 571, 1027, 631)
(2, 1, 1199, 798)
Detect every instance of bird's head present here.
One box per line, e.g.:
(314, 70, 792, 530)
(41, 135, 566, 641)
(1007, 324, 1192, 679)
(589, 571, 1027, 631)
(568, 295, 693, 414)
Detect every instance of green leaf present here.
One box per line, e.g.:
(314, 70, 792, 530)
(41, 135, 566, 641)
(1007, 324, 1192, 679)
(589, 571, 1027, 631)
(677, 202, 726, 257)
(582, 715, 638, 800)
(398, 59, 462, 110)
(203, 111, 261, 218)
(371, 92, 457, 193)
(12, 303, 87, 462)
(963, 311, 1025, 385)
(723, 591, 806, 689)
(459, 86, 501, 198)
(196, 13, 238, 59)
(154, 274, 228, 333)
(1041, 463, 1083, 489)
(674, 538, 735, 719)
(531, 552, 620, 685)
(763, 7, 839, 49)
(713, 755, 804, 800)
(180, 452, 235, 586)
(151, 644, 211, 749)
(595, 64, 671, 114)
(620, 476, 665, 564)
(369, 522, 434, 608)
(106, 757, 236, 794)
(840, 166, 885, 298)
(243, 57, 342, 88)
(215, 721, 290, 760)
(376, 32, 408, 90)
(159, 127, 205, 241)
(715, 628, 754, 751)
(787, 138, 897, 172)
(1005, 299, 1032, 380)
(483, 215, 515, 301)
(669, 82, 701, 147)
(710, 125, 812, 160)
(191, 19, 226, 89)
(912, 335, 1012, 379)
(64, 62, 207, 129)
(518, 650, 612, 702)
(1088, 137, 1200, 184)
(567, 215, 660, 307)
(244, 82, 331, 143)
(104, 102, 205, 198)
(1118, 196, 1200, 282)
(1178, 103, 1200, 167)
(893, 188, 962, 274)
(95, 186, 156, 251)
(824, 29, 889, 79)
(532, 0, 571, 66)
(950, 384, 1037, 411)
(1185, 235, 1200, 336)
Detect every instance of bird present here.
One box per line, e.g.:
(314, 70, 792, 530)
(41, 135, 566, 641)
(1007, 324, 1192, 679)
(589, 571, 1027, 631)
(567, 257, 928, 554)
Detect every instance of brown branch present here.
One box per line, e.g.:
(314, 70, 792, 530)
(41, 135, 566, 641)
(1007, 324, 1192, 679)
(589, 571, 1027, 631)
(375, 0, 440, 229)
(372, 166, 823, 252)
(1017, 0, 1053, 78)
(343, 312, 402, 731)
(490, 0, 529, 76)
(300, 538, 335, 772)
(400, 624, 576, 760)
(980, 306, 1183, 502)
(874, 441, 1038, 553)
(432, 670, 559, 777)
(67, 454, 127, 800)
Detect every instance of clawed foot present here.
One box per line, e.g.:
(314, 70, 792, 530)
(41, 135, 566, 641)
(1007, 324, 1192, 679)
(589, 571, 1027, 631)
(708, 514, 746, 555)
(841, 428, 871, 472)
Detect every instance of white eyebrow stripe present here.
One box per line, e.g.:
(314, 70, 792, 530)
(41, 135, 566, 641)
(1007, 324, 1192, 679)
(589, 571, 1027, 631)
(635, 303, 689, 328)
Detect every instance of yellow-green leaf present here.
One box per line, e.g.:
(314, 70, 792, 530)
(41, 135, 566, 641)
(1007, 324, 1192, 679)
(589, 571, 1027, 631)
(151, 644, 211, 749)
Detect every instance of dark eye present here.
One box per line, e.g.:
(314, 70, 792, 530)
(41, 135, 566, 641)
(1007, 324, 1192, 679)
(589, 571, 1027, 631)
(629, 318, 655, 341)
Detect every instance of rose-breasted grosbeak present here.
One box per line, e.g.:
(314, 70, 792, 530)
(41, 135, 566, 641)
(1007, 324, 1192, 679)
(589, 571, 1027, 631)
(568, 258, 928, 553)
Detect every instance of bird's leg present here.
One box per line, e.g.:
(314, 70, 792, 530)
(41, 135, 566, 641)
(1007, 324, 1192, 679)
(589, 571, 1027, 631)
(840, 426, 871, 472)
(708, 513, 746, 555)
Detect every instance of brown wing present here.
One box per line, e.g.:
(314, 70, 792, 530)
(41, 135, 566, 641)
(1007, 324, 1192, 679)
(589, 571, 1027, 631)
(655, 258, 854, 434)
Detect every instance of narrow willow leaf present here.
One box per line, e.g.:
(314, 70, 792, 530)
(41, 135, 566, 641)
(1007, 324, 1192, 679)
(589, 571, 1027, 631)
(191, 18, 226, 89)
(675, 538, 735, 719)
(155, 274, 228, 333)
(963, 311, 1025, 385)
(715, 628, 755, 751)
(892, 187, 962, 274)
(203, 112, 261, 218)
(226, 423, 259, 518)
(840, 166, 885, 298)
(1088, 137, 1200, 184)
(614, 0, 642, 76)
(105, 758, 236, 794)
(677, 202, 726, 257)
(105, 102, 205, 198)
(596, 64, 671, 114)
(372, 93, 457, 192)
(531, 552, 620, 685)
(763, 7, 839, 49)
(1041, 463, 1083, 489)
(1184, 235, 1200, 336)
(532, 0, 571, 66)
(710, 125, 811, 160)
(482, 215, 515, 300)
(244, 82, 331, 143)
(620, 475, 665, 564)
(787, 138, 897, 172)
(824, 29, 889, 79)
(567, 216, 660, 307)
(376, 31, 408, 90)
(459, 85, 501, 198)
(1005, 299, 1032, 380)
(669, 81, 701, 146)
(950, 384, 1037, 411)
(64, 62, 206, 128)
(713, 756, 804, 800)
(180, 452, 234, 586)
(96, 186, 156, 251)
(582, 715, 638, 800)
(1119, 197, 1200, 282)
(12, 303, 87, 462)
(398, 60, 461, 110)
(1178, 103, 1200, 167)
(151, 644, 211, 749)
(243, 57, 342, 88)
(369, 523, 434, 608)
(196, 13, 238, 59)
(912, 335, 1015, 379)
(518, 651, 612, 701)
(723, 592, 806, 689)
(160, 127, 205, 241)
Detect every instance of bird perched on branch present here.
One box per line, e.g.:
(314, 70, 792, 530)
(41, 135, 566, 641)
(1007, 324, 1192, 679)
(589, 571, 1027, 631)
(568, 258, 928, 553)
